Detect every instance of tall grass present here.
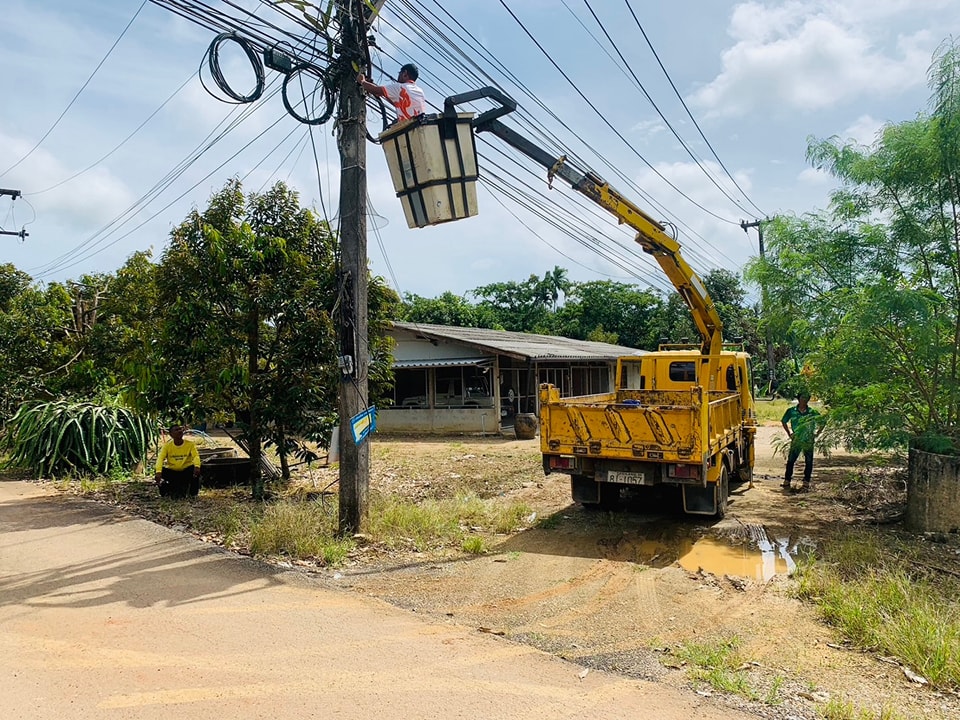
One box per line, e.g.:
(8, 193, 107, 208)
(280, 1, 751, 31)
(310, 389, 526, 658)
(754, 398, 791, 424)
(192, 492, 535, 566)
(796, 529, 960, 689)
(819, 697, 909, 720)
(366, 492, 532, 551)
(248, 503, 352, 565)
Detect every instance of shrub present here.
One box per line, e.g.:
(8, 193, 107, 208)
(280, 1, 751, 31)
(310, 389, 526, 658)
(1, 400, 155, 478)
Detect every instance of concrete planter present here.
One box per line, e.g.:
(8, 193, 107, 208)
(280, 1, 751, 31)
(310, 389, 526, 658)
(202, 457, 252, 488)
(906, 447, 960, 533)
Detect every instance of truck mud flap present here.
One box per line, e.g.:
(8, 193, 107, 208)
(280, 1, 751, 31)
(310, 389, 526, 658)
(571, 475, 599, 503)
(682, 484, 717, 515)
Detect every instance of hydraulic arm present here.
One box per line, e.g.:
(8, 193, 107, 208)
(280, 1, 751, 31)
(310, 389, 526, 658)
(444, 88, 725, 388)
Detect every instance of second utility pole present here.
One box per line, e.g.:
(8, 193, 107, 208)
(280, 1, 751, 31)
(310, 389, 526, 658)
(741, 218, 776, 397)
(336, 1, 369, 535)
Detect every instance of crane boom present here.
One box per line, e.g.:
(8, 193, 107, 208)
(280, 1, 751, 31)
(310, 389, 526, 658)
(444, 88, 725, 388)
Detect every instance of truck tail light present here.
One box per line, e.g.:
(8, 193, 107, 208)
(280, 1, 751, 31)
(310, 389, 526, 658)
(549, 456, 574, 470)
(667, 464, 699, 480)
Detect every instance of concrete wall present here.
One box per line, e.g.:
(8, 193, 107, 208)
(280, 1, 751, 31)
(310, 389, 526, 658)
(378, 407, 500, 435)
(907, 448, 960, 533)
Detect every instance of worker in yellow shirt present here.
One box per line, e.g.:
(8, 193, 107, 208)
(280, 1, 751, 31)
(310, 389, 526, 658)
(155, 424, 201, 498)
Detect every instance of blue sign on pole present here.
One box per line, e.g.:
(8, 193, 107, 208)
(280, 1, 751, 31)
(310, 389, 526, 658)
(350, 406, 377, 445)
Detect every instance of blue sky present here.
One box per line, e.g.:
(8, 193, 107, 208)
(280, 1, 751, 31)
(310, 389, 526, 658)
(2, 0, 957, 301)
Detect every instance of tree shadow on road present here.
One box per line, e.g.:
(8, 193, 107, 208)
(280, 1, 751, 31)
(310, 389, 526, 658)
(0, 489, 287, 612)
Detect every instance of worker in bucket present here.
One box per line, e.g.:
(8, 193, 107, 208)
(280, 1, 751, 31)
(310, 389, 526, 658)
(357, 63, 426, 121)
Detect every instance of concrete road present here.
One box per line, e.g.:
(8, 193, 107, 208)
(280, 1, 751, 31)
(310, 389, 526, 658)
(0, 479, 754, 719)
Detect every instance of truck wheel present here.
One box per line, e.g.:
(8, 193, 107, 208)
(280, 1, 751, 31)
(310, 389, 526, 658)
(598, 481, 621, 511)
(714, 467, 729, 519)
(737, 462, 753, 485)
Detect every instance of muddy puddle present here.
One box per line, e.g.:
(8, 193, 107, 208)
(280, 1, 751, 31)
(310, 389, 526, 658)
(600, 524, 814, 581)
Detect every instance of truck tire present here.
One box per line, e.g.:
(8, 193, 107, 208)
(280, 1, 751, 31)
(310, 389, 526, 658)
(714, 466, 729, 519)
(737, 462, 753, 485)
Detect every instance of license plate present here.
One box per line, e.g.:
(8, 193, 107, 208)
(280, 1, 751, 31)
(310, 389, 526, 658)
(607, 470, 648, 485)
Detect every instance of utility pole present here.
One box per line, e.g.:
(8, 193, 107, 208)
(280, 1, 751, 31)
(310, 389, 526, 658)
(741, 218, 775, 397)
(0, 188, 28, 239)
(336, 0, 370, 535)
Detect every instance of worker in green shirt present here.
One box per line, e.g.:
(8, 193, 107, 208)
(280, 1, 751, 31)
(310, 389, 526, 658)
(781, 393, 819, 492)
(155, 424, 201, 498)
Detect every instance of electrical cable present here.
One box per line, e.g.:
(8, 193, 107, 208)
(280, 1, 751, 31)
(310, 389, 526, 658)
(378, 3, 737, 268)
(203, 31, 266, 103)
(0, 0, 149, 180)
(496, 0, 739, 226)
(578, 0, 755, 217)
(30, 79, 284, 278)
(35, 108, 292, 279)
(623, 0, 767, 218)
(27, 72, 196, 196)
(369, 21, 718, 284)
(257, 128, 310, 193)
(370, 17, 729, 277)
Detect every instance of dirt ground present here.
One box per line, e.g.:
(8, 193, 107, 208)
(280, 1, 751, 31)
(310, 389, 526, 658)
(298, 424, 959, 720)
(50, 422, 960, 720)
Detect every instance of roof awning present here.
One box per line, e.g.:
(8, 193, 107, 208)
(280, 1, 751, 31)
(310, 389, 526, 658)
(392, 357, 493, 370)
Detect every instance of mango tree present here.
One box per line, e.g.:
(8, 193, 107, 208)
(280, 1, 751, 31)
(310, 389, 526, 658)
(155, 179, 397, 499)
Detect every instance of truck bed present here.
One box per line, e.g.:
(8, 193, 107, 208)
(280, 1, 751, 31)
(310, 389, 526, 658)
(539, 387, 744, 463)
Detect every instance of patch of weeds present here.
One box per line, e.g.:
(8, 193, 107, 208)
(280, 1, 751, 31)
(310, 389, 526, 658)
(670, 636, 758, 700)
(818, 697, 909, 720)
(763, 674, 785, 705)
(248, 501, 349, 564)
(462, 536, 486, 554)
(366, 492, 533, 552)
(211, 505, 251, 546)
(157, 498, 193, 524)
(796, 528, 960, 689)
(754, 398, 791, 424)
(487, 500, 533, 533)
(79, 476, 107, 494)
(367, 494, 462, 551)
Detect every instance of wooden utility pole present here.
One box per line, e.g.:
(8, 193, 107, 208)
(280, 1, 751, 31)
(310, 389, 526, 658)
(336, 0, 370, 535)
(741, 218, 776, 396)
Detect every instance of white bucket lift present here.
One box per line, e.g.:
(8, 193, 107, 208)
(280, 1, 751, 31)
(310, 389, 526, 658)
(379, 113, 479, 228)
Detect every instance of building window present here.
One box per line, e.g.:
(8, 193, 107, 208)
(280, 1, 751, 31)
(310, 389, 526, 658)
(393, 369, 428, 408)
(434, 366, 493, 408)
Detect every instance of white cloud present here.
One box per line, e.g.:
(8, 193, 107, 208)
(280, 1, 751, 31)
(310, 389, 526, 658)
(631, 119, 666, 140)
(797, 167, 831, 185)
(691, 1, 946, 117)
(841, 114, 885, 146)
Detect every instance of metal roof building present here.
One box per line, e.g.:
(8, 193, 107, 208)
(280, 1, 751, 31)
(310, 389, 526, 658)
(381, 322, 644, 436)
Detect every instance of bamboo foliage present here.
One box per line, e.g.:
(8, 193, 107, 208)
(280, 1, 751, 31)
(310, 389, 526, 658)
(0, 401, 155, 478)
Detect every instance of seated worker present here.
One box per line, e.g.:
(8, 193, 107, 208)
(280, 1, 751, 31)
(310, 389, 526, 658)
(155, 424, 201, 498)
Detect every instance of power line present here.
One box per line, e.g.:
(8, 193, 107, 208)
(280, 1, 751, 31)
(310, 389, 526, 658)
(0, 0, 149, 180)
(381, 1, 740, 269)
(577, 0, 755, 217)
(30, 82, 283, 278)
(27, 72, 196, 196)
(622, 0, 767, 218)
(496, 0, 740, 226)
(374, 5, 735, 276)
